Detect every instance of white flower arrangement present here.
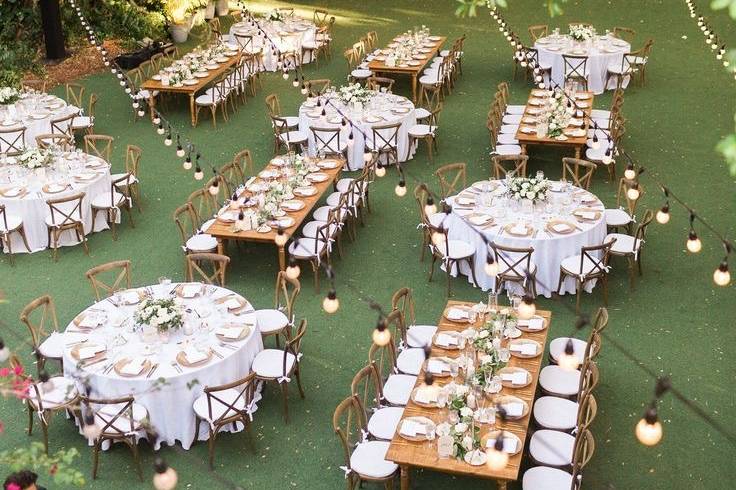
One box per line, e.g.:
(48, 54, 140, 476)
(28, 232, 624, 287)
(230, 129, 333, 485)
(507, 176, 549, 203)
(569, 24, 596, 42)
(17, 148, 53, 169)
(336, 83, 373, 106)
(134, 298, 184, 333)
(265, 9, 282, 22)
(542, 89, 574, 137)
(0, 87, 20, 105)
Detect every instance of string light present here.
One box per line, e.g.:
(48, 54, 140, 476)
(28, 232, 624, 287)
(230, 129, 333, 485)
(713, 259, 731, 286)
(176, 137, 185, 158)
(183, 153, 193, 170)
(424, 195, 437, 216)
(153, 458, 178, 490)
(686, 214, 702, 253)
(635, 405, 663, 446)
(323, 289, 339, 313)
(485, 436, 508, 470)
(164, 131, 173, 146)
(156, 123, 165, 135)
(656, 203, 671, 224)
(624, 162, 636, 180)
(194, 166, 204, 181)
(394, 179, 407, 197)
(558, 339, 579, 371)
(626, 182, 640, 201)
(0, 339, 9, 362)
(286, 256, 301, 279)
(274, 227, 288, 247)
(372, 318, 391, 346)
(375, 163, 386, 177)
(517, 295, 536, 320)
(208, 177, 219, 196)
(484, 254, 498, 276)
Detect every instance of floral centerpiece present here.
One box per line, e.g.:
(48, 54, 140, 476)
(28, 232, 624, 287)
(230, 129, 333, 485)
(437, 384, 481, 460)
(0, 87, 20, 105)
(265, 9, 282, 22)
(543, 89, 573, 137)
(506, 176, 549, 203)
(134, 298, 184, 334)
(17, 148, 53, 169)
(569, 24, 596, 42)
(475, 351, 507, 386)
(337, 83, 373, 107)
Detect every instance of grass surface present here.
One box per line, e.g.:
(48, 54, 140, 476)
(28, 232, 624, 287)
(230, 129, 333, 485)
(1, 0, 736, 488)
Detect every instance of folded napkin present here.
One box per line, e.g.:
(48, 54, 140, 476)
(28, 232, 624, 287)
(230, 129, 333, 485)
(518, 317, 544, 330)
(121, 291, 139, 304)
(414, 387, 438, 404)
(501, 371, 528, 386)
(47, 183, 65, 192)
(79, 313, 103, 328)
(224, 298, 242, 309)
(181, 284, 201, 298)
(436, 333, 458, 347)
(184, 347, 207, 364)
(503, 402, 525, 417)
(427, 359, 449, 374)
(511, 223, 528, 235)
(456, 197, 475, 206)
(215, 326, 243, 339)
(486, 436, 518, 453)
(552, 223, 569, 233)
(400, 420, 427, 437)
(510, 343, 537, 355)
(577, 211, 596, 220)
(447, 308, 469, 320)
(121, 357, 145, 375)
(77, 345, 105, 360)
(469, 215, 491, 226)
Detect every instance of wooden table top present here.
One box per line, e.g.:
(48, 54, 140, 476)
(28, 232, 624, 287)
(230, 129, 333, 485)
(514, 90, 594, 147)
(367, 36, 446, 74)
(140, 53, 241, 95)
(385, 300, 552, 483)
(204, 156, 344, 243)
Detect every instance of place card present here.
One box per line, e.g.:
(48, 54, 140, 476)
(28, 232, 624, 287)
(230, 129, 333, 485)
(485, 436, 518, 453)
(501, 371, 528, 386)
(436, 333, 458, 347)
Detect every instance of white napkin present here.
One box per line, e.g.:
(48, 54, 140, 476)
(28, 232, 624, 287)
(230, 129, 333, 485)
(77, 345, 105, 360)
(427, 359, 449, 374)
(121, 291, 139, 304)
(486, 437, 518, 453)
(414, 388, 438, 404)
(469, 215, 491, 226)
(501, 371, 528, 386)
(503, 402, 525, 417)
(436, 333, 457, 347)
(511, 223, 527, 235)
(456, 197, 475, 206)
(552, 223, 569, 233)
(510, 343, 537, 355)
(182, 284, 200, 298)
(401, 420, 427, 437)
(577, 211, 596, 220)
(518, 317, 544, 330)
(216, 326, 243, 339)
(447, 308, 469, 320)
(224, 298, 242, 309)
(184, 347, 207, 364)
(121, 357, 145, 375)
(79, 313, 102, 328)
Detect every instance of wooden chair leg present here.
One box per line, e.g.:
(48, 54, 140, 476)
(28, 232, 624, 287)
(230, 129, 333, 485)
(295, 367, 305, 399)
(280, 381, 290, 424)
(92, 439, 101, 479)
(575, 279, 582, 314)
(208, 427, 216, 469)
(428, 254, 437, 282)
(130, 439, 143, 481)
(19, 225, 32, 252)
(27, 405, 33, 435)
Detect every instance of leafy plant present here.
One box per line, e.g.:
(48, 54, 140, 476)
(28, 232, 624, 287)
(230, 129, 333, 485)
(0, 443, 85, 486)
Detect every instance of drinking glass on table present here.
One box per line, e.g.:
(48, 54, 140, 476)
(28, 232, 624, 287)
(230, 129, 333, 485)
(499, 348, 511, 363)
(449, 360, 459, 382)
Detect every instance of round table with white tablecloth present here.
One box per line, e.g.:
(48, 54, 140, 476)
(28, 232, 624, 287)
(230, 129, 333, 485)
(298, 91, 417, 170)
(443, 179, 607, 298)
(59, 283, 263, 449)
(229, 16, 317, 71)
(535, 34, 631, 94)
(1, 92, 78, 152)
(0, 150, 113, 253)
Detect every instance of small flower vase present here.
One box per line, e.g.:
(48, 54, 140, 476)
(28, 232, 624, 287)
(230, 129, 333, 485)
(159, 330, 171, 344)
(34, 167, 46, 179)
(536, 123, 548, 138)
(521, 198, 533, 215)
(141, 325, 158, 344)
(352, 101, 363, 112)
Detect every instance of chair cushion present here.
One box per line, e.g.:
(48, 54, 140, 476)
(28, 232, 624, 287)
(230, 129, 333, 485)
(383, 374, 416, 406)
(110, 173, 139, 184)
(606, 233, 641, 254)
(502, 114, 523, 125)
(406, 325, 437, 348)
(419, 75, 442, 85)
(396, 347, 425, 376)
(590, 109, 611, 120)
(193, 388, 246, 421)
(26, 376, 78, 409)
(605, 208, 633, 227)
(505, 105, 526, 115)
(279, 131, 308, 144)
(414, 108, 431, 120)
(533, 396, 579, 430)
(585, 146, 607, 161)
(255, 309, 289, 335)
(313, 205, 347, 222)
(607, 64, 632, 74)
(549, 337, 588, 364)
(498, 133, 519, 145)
(0, 213, 22, 232)
(500, 124, 519, 134)
(272, 116, 300, 129)
(138, 89, 158, 99)
(71, 115, 93, 129)
(288, 238, 327, 258)
(522, 466, 573, 490)
(539, 365, 581, 396)
(195, 92, 224, 105)
(350, 440, 398, 479)
(252, 348, 295, 379)
(529, 429, 574, 466)
(186, 233, 218, 252)
(408, 124, 436, 137)
(38, 332, 65, 359)
(560, 254, 606, 277)
(302, 220, 340, 239)
(368, 406, 404, 440)
(91, 191, 126, 209)
(436, 239, 475, 260)
(95, 402, 148, 435)
(335, 178, 354, 193)
(494, 144, 522, 156)
(351, 69, 373, 79)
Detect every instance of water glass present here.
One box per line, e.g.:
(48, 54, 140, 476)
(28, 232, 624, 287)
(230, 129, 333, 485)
(499, 348, 511, 363)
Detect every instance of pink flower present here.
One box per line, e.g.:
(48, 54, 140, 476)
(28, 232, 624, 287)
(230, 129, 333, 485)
(8, 483, 21, 490)
(0, 367, 9, 377)
(13, 365, 23, 376)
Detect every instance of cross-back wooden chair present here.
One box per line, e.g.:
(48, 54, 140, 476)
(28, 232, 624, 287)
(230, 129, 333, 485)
(288, 216, 335, 292)
(0, 125, 26, 155)
(82, 395, 145, 480)
(71, 92, 98, 134)
(50, 111, 78, 137)
(253, 319, 307, 423)
(414, 185, 434, 262)
(562, 157, 596, 190)
(426, 222, 478, 296)
(409, 103, 441, 161)
(612, 26, 636, 43)
(119, 144, 143, 212)
(22, 78, 47, 92)
(65, 83, 85, 107)
(491, 242, 538, 297)
(434, 162, 466, 198)
(367, 331, 400, 388)
(606, 209, 654, 289)
(220, 160, 245, 190)
(272, 116, 306, 154)
(174, 203, 216, 258)
(562, 54, 589, 91)
(85, 260, 132, 301)
(233, 148, 254, 177)
(557, 239, 617, 313)
(20, 295, 60, 374)
(311, 126, 346, 158)
(45, 192, 89, 260)
(609, 177, 644, 233)
(187, 188, 217, 229)
(150, 52, 165, 71)
(192, 372, 258, 468)
(194, 75, 230, 127)
(366, 76, 395, 93)
(369, 122, 401, 167)
(36, 133, 74, 151)
(350, 362, 385, 420)
(270, 270, 301, 342)
(528, 24, 549, 42)
(305, 78, 331, 96)
(91, 173, 135, 241)
(313, 8, 329, 28)
(83, 134, 114, 162)
(186, 252, 230, 286)
(0, 204, 32, 262)
(492, 154, 528, 180)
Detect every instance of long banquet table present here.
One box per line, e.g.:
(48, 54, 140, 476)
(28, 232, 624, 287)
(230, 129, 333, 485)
(386, 300, 551, 489)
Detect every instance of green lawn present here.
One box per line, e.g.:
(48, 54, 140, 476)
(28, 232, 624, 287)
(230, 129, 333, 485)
(1, 0, 735, 488)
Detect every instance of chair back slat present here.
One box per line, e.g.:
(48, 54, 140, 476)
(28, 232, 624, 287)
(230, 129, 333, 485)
(0, 126, 26, 155)
(186, 252, 230, 285)
(85, 260, 132, 301)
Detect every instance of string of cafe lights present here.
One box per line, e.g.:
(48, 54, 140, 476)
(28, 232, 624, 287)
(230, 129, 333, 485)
(683, 0, 733, 78)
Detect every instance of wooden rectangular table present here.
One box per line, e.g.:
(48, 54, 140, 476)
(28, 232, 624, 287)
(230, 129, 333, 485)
(514, 90, 594, 159)
(367, 36, 446, 103)
(140, 53, 241, 127)
(204, 157, 344, 270)
(386, 300, 552, 489)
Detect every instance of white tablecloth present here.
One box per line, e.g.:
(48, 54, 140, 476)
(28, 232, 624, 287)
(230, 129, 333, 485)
(298, 92, 416, 170)
(0, 151, 112, 253)
(229, 17, 317, 71)
(61, 283, 263, 450)
(535, 35, 630, 94)
(1, 94, 77, 151)
(443, 180, 607, 297)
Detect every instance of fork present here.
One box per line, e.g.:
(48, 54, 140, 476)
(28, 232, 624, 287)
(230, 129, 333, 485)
(171, 361, 183, 374)
(219, 342, 237, 351)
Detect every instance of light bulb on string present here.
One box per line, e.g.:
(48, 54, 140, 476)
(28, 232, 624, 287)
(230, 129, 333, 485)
(686, 230, 702, 253)
(626, 183, 640, 201)
(591, 133, 600, 149)
(164, 131, 172, 146)
(274, 227, 288, 247)
(484, 254, 498, 276)
(292, 78, 299, 88)
(635, 405, 663, 446)
(486, 437, 509, 470)
(153, 114, 161, 125)
(713, 259, 731, 286)
(132, 100, 139, 109)
(395, 179, 407, 197)
(0, 339, 9, 363)
(286, 256, 301, 279)
(282, 70, 289, 80)
(153, 458, 178, 490)
(176, 137, 185, 157)
(323, 289, 339, 314)
(156, 123, 165, 135)
(183, 153, 192, 170)
(208, 178, 219, 196)
(117, 72, 123, 79)
(517, 295, 536, 320)
(558, 339, 579, 371)
(137, 108, 145, 117)
(656, 203, 670, 224)
(375, 162, 386, 177)
(372, 318, 391, 346)
(194, 166, 204, 181)
(624, 162, 636, 180)
(300, 84, 307, 95)
(424, 195, 437, 216)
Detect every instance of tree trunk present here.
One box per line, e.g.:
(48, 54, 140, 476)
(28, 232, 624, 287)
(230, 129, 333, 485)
(39, 0, 67, 60)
